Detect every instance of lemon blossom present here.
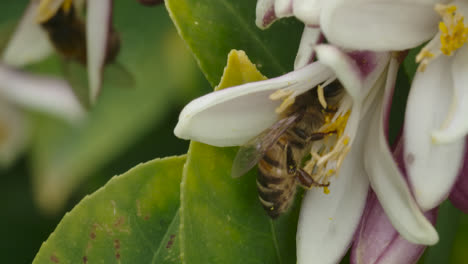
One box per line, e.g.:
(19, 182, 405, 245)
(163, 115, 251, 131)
(174, 46, 439, 263)
(3, 0, 114, 103)
(317, 0, 468, 213)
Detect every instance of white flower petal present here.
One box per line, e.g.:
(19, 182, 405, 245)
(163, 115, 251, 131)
(404, 56, 465, 211)
(2, 1, 54, 67)
(174, 62, 333, 146)
(321, 1, 439, 50)
(86, 0, 113, 104)
(0, 65, 85, 122)
(294, 26, 321, 70)
(274, 0, 293, 18)
(0, 100, 28, 167)
(315, 45, 363, 101)
(256, 0, 277, 29)
(431, 46, 468, 143)
(297, 110, 370, 264)
(293, 0, 323, 26)
(366, 61, 438, 245)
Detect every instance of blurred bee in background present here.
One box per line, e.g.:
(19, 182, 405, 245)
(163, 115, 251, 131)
(39, 0, 120, 65)
(36, 0, 133, 105)
(231, 81, 345, 218)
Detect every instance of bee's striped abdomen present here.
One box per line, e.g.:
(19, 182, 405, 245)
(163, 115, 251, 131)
(257, 135, 297, 218)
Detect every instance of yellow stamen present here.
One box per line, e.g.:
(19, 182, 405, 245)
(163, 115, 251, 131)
(62, 0, 73, 13)
(269, 89, 296, 113)
(416, 4, 468, 71)
(323, 186, 330, 194)
(436, 4, 468, 56)
(317, 85, 327, 109)
(37, 0, 74, 23)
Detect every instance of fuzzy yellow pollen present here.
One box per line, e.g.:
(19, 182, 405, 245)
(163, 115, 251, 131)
(417, 4, 468, 72)
(436, 4, 468, 56)
(323, 187, 330, 194)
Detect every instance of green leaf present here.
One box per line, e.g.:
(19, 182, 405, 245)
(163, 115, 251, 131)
(180, 143, 300, 264)
(179, 50, 300, 263)
(28, 3, 204, 214)
(166, 0, 303, 87)
(33, 155, 185, 264)
(422, 201, 461, 264)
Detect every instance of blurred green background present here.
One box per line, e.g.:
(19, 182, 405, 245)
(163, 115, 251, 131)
(0, 1, 467, 263)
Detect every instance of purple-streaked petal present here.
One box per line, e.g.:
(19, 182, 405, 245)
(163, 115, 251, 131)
(365, 58, 438, 245)
(2, 1, 54, 67)
(315, 45, 389, 102)
(321, 1, 439, 51)
(294, 26, 322, 70)
(449, 139, 468, 213)
(293, 0, 323, 26)
(0, 101, 28, 167)
(86, 0, 113, 104)
(256, 0, 278, 29)
(0, 65, 85, 122)
(432, 46, 468, 143)
(174, 62, 333, 146)
(405, 56, 465, 211)
(274, 0, 293, 18)
(351, 192, 437, 264)
(297, 113, 370, 264)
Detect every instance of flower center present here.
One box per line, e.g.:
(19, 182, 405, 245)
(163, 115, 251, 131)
(416, 4, 468, 71)
(303, 111, 351, 193)
(271, 84, 352, 194)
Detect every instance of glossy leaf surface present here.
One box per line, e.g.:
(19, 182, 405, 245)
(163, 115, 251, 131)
(179, 50, 300, 264)
(33, 155, 185, 263)
(166, 0, 303, 86)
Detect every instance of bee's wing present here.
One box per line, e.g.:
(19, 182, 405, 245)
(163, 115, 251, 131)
(231, 112, 302, 178)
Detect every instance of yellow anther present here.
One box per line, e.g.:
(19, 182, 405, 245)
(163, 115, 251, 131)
(269, 89, 296, 113)
(436, 4, 468, 56)
(317, 85, 327, 109)
(416, 4, 468, 71)
(275, 96, 295, 113)
(62, 0, 73, 13)
(37, 0, 74, 23)
(321, 111, 350, 136)
(343, 137, 350, 146)
(323, 187, 330, 194)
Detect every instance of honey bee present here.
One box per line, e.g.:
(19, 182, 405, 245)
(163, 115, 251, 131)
(40, 3, 120, 65)
(231, 81, 344, 218)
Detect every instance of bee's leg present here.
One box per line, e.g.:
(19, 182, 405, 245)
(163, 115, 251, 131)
(295, 168, 330, 189)
(286, 143, 297, 175)
(307, 131, 337, 141)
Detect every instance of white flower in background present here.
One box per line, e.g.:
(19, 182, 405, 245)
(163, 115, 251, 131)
(174, 46, 438, 263)
(0, 65, 85, 166)
(2, 0, 115, 103)
(317, 0, 468, 213)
